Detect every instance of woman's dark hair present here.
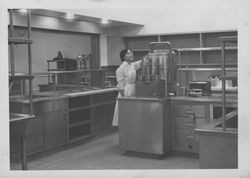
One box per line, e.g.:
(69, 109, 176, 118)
(119, 48, 131, 62)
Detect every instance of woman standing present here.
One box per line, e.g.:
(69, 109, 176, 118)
(112, 49, 142, 126)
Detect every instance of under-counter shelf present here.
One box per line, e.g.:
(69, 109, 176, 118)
(68, 123, 91, 141)
(67, 90, 118, 143)
(69, 120, 91, 128)
(68, 109, 91, 125)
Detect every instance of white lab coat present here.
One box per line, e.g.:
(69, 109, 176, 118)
(112, 60, 141, 126)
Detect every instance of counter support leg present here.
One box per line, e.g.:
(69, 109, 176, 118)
(21, 134, 27, 170)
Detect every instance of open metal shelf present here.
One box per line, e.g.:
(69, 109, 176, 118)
(8, 9, 34, 170)
(219, 36, 238, 131)
(8, 37, 33, 44)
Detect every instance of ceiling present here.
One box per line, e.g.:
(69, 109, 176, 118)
(29, 9, 144, 27)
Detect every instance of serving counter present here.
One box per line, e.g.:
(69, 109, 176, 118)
(9, 88, 118, 156)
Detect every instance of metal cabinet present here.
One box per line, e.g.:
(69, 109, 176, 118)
(9, 102, 44, 154)
(44, 111, 67, 149)
(9, 98, 68, 155)
(118, 97, 172, 156)
(25, 115, 44, 153)
(172, 102, 210, 153)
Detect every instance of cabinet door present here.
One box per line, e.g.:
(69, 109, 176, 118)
(26, 115, 44, 153)
(44, 111, 67, 149)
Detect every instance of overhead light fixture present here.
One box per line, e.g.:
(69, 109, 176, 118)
(18, 9, 28, 13)
(101, 18, 109, 24)
(65, 13, 74, 19)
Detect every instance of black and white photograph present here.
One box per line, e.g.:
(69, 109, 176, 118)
(0, 0, 250, 178)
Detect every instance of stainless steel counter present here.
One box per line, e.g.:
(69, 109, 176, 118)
(9, 87, 118, 103)
(65, 87, 118, 97)
(170, 94, 237, 104)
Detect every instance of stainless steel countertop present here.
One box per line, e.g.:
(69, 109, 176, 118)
(117, 94, 237, 104)
(170, 94, 237, 103)
(65, 87, 118, 97)
(117, 96, 169, 102)
(9, 87, 118, 103)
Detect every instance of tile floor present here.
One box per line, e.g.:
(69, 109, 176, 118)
(11, 133, 199, 170)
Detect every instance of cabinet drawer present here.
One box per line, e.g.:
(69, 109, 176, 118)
(174, 138, 198, 153)
(175, 105, 192, 117)
(175, 117, 206, 129)
(175, 104, 206, 119)
(175, 117, 195, 129)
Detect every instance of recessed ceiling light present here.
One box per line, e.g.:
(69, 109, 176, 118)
(101, 18, 109, 24)
(65, 13, 74, 19)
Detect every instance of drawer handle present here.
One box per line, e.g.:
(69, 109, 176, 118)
(185, 110, 194, 114)
(186, 136, 194, 139)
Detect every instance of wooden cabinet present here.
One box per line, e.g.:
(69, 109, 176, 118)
(172, 102, 210, 153)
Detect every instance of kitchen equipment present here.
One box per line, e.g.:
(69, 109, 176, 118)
(135, 41, 176, 98)
(118, 97, 172, 157)
(188, 81, 211, 96)
(135, 80, 165, 98)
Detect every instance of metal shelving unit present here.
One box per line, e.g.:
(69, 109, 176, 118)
(9, 9, 35, 170)
(219, 36, 238, 131)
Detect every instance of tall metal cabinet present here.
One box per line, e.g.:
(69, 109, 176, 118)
(9, 9, 35, 170)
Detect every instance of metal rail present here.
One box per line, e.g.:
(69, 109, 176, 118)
(9, 9, 34, 170)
